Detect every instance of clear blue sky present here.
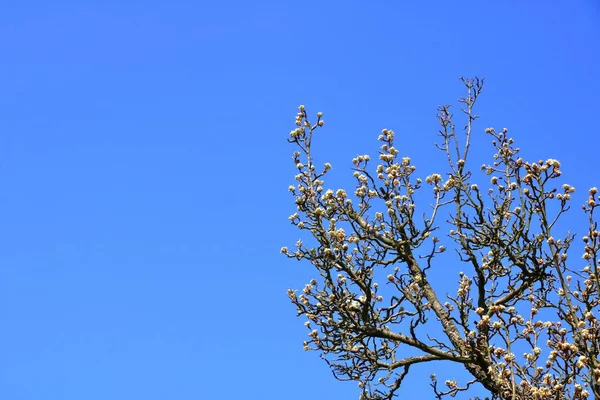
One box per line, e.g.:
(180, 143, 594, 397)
(1, 1, 599, 399)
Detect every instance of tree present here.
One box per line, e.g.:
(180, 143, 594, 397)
(282, 78, 600, 400)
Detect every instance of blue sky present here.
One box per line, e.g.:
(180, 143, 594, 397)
(0, 1, 599, 399)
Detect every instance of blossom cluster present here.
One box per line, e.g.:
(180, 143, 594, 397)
(282, 79, 600, 400)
